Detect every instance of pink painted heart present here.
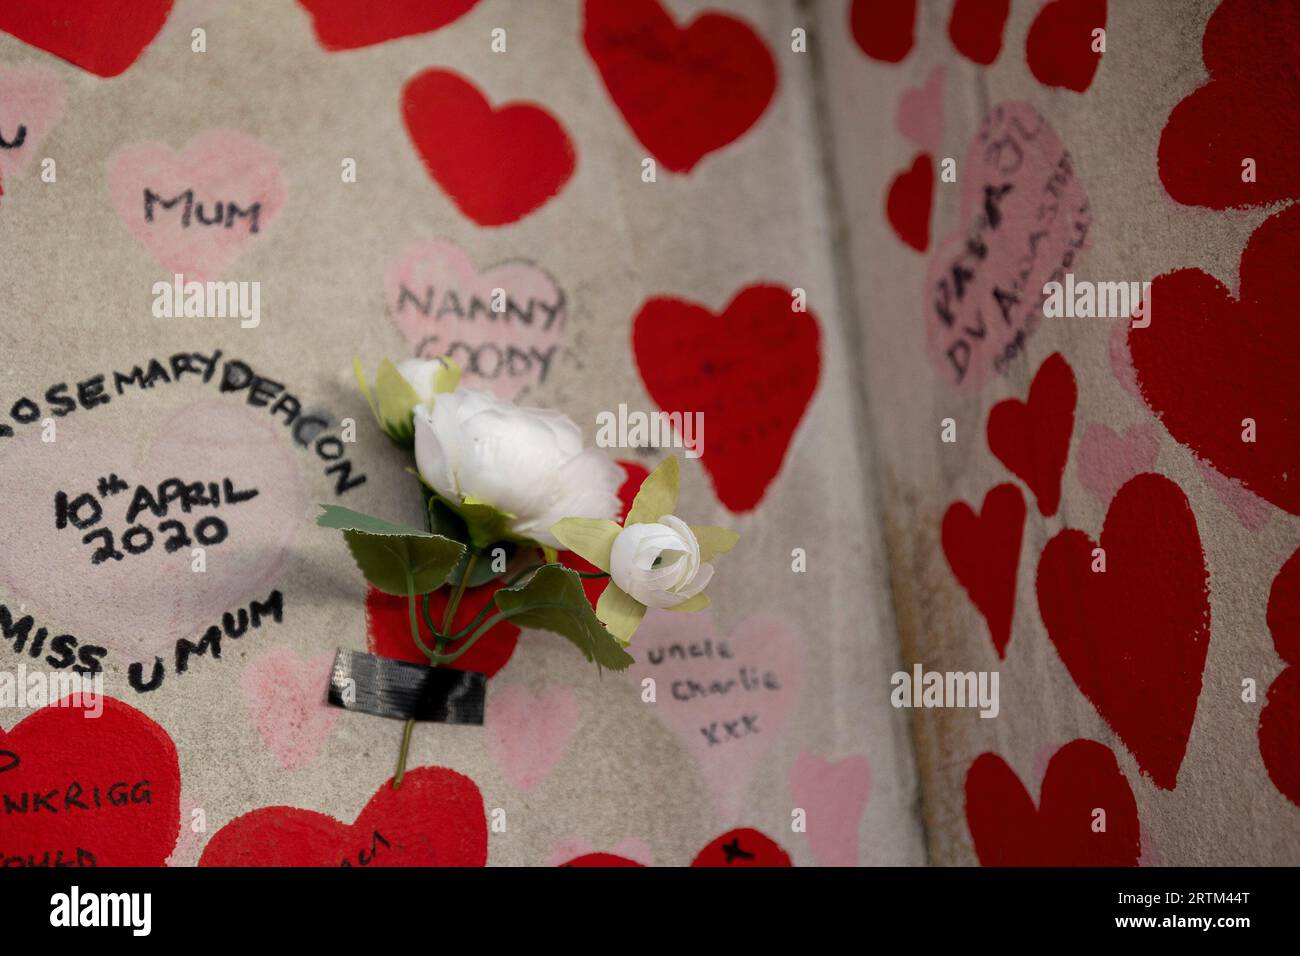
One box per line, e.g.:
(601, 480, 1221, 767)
(242, 648, 340, 771)
(1076, 422, 1158, 504)
(789, 753, 870, 867)
(1195, 459, 1271, 532)
(629, 611, 801, 821)
(1109, 320, 1142, 398)
(485, 683, 579, 792)
(0, 65, 65, 180)
(107, 129, 286, 282)
(0, 400, 304, 660)
(896, 66, 944, 154)
(385, 239, 566, 400)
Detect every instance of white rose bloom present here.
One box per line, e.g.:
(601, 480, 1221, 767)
(413, 387, 624, 549)
(397, 357, 451, 404)
(609, 516, 715, 609)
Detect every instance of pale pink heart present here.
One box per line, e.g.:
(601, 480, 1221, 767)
(0, 400, 305, 660)
(107, 130, 286, 282)
(1195, 459, 1271, 532)
(789, 753, 871, 867)
(924, 103, 1091, 389)
(1138, 827, 1163, 867)
(629, 611, 802, 822)
(896, 67, 944, 154)
(166, 796, 205, 867)
(546, 836, 653, 867)
(1109, 320, 1142, 398)
(1076, 422, 1159, 504)
(486, 684, 579, 792)
(385, 239, 566, 400)
(242, 648, 340, 771)
(0, 66, 65, 180)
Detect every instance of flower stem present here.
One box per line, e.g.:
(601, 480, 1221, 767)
(393, 551, 478, 790)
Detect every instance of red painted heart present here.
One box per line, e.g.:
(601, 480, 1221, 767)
(0, 697, 180, 867)
(1260, 546, 1300, 806)
(885, 152, 932, 252)
(948, 0, 1010, 65)
(965, 739, 1139, 866)
(987, 352, 1077, 517)
(691, 828, 792, 867)
(583, 0, 776, 174)
(561, 852, 643, 867)
(942, 483, 1026, 659)
(1128, 203, 1300, 515)
(1158, 0, 1300, 209)
(366, 582, 521, 678)
(632, 285, 821, 513)
(1025, 0, 1107, 92)
(849, 0, 917, 64)
(1036, 473, 1210, 790)
(401, 69, 575, 227)
(0, 0, 172, 77)
(198, 766, 487, 866)
(298, 0, 479, 51)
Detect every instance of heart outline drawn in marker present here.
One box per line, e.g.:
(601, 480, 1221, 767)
(1036, 472, 1210, 790)
(385, 239, 567, 400)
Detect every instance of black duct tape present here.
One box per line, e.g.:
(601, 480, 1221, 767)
(328, 649, 486, 724)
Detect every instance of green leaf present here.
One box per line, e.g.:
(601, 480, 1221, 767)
(550, 517, 622, 572)
(595, 582, 647, 644)
(691, 525, 739, 562)
(317, 504, 465, 596)
(626, 455, 679, 525)
(374, 359, 421, 446)
(494, 565, 634, 671)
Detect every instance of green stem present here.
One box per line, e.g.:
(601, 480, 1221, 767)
(436, 611, 512, 665)
(393, 717, 416, 789)
(442, 551, 478, 638)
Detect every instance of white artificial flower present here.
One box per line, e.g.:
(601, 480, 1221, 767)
(397, 357, 454, 404)
(608, 515, 715, 609)
(413, 387, 624, 549)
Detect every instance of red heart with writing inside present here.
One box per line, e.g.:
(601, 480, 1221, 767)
(402, 69, 574, 227)
(949, 0, 1010, 65)
(199, 766, 487, 866)
(1128, 203, 1300, 515)
(1036, 473, 1210, 790)
(632, 285, 820, 513)
(942, 483, 1026, 659)
(965, 739, 1139, 866)
(849, 0, 916, 63)
(1025, 0, 1106, 92)
(1260, 546, 1300, 806)
(0, 0, 172, 77)
(583, 0, 776, 174)
(1158, 0, 1300, 209)
(0, 697, 181, 867)
(987, 352, 1077, 517)
(691, 828, 792, 867)
(297, 0, 479, 51)
(885, 153, 933, 253)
